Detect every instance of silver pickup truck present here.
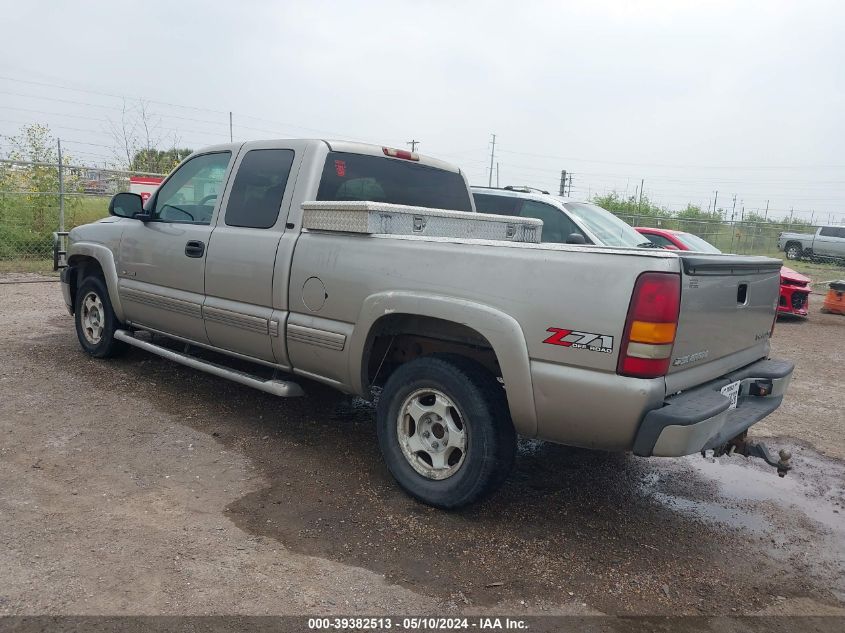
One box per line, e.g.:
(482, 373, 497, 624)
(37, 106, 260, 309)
(778, 225, 845, 261)
(57, 139, 794, 508)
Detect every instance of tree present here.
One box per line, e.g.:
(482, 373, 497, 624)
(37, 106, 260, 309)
(592, 191, 672, 220)
(130, 147, 192, 174)
(108, 98, 189, 172)
(675, 204, 721, 222)
(0, 123, 82, 232)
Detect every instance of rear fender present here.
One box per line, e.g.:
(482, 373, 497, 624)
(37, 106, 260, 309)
(349, 291, 538, 436)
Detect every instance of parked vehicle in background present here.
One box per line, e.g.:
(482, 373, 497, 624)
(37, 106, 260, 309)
(471, 186, 651, 247)
(777, 226, 845, 262)
(637, 227, 811, 317)
(635, 227, 721, 253)
(55, 142, 795, 508)
(777, 267, 812, 317)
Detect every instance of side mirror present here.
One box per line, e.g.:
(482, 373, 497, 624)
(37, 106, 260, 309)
(565, 232, 587, 245)
(109, 192, 144, 219)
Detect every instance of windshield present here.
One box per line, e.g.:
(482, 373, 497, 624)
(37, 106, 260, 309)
(317, 152, 472, 211)
(675, 232, 722, 253)
(561, 201, 645, 248)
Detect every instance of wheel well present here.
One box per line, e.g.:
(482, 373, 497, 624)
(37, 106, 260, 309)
(784, 241, 802, 251)
(66, 255, 104, 309)
(363, 314, 501, 390)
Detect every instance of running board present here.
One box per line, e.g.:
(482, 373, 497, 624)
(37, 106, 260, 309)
(114, 330, 304, 397)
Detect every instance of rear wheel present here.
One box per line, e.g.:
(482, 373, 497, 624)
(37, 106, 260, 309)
(785, 243, 802, 260)
(376, 355, 516, 509)
(74, 275, 127, 358)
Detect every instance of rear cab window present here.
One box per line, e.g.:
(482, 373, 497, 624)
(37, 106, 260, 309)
(225, 149, 295, 229)
(317, 152, 472, 211)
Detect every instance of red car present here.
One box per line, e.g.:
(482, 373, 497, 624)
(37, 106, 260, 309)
(636, 227, 811, 317)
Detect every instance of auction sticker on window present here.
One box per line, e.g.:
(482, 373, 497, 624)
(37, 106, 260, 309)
(720, 380, 741, 410)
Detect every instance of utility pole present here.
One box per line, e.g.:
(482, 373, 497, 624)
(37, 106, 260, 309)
(566, 173, 573, 196)
(488, 134, 496, 187)
(57, 138, 64, 232)
(229, 112, 233, 142)
(731, 194, 737, 221)
(789, 207, 794, 226)
(407, 140, 420, 152)
(496, 162, 500, 188)
(560, 170, 567, 196)
(638, 178, 644, 212)
(764, 199, 769, 221)
(713, 190, 718, 215)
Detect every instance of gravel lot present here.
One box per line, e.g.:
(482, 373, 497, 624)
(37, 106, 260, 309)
(1, 277, 843, 617)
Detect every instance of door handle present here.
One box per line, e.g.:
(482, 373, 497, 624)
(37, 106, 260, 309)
(185, 240, 205, 258)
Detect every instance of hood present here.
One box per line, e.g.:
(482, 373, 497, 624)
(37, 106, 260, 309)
(780, 266, 811, 285)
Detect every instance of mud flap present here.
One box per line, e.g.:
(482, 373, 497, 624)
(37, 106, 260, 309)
(705, 432, 792, 477)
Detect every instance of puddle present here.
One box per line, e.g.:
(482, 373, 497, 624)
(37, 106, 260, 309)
(640, 443, 845, 602)
(647, 491, 773, 532)
(685, 450, 845, 536)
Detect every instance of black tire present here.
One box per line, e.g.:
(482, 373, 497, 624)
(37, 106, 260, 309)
(376, 354, 516, 509)
(74, 275, 127, 358)
(785, 243, 802, 260)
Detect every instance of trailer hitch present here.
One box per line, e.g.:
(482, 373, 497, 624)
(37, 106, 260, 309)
(707, 433, 792, 477)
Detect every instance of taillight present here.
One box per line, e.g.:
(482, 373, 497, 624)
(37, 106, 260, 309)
(617, 272, 681, 378)
(383, 147, 419, 161)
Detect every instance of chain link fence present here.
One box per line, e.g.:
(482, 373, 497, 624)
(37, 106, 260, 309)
(0, 159, 163, 272)
(614, 213, 818, 258)
(0, 157, 840, 272)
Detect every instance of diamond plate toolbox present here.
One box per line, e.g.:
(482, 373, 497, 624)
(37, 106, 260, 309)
(301, 201, 543, 243)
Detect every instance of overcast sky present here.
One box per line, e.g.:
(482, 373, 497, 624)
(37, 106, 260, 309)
(2, 0, 843, 222)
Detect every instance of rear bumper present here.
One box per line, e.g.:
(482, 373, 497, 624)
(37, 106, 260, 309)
(633, 358, 794, 457)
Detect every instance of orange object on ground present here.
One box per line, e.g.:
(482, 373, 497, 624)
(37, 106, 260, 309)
(821, 280, 845, 315)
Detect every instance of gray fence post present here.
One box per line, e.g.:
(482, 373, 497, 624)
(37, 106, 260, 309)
(57, 139, 64, 232)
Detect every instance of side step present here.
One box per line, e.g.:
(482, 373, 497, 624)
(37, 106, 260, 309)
(114, 330, 304, 397)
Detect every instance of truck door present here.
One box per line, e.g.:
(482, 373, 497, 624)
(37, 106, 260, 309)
(203, 144, 300, 364)
(117, 151, 234, 343)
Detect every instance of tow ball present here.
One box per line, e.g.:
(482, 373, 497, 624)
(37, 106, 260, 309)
(705, 432, 792, 477)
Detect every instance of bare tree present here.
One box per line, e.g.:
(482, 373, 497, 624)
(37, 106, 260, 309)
(107, 98, 164, 171)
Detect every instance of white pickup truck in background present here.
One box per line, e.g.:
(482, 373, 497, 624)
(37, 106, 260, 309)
(778, 225, 845, 261)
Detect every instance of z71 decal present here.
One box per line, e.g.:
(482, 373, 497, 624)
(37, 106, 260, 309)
(543, 328, 614, 354)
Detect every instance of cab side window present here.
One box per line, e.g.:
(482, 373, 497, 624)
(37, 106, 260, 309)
(225, 149, 295, 229)
(519, 200, 584, 243)
(473, 193, 520, 216)
(819, 226, 845, 238)
(152, 152, 232, 224)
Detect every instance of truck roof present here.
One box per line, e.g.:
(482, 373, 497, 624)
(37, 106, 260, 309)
(470, 185, 589, 207)
(190, 139, 463, 174)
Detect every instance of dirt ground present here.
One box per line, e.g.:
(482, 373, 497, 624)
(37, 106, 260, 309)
(0, 277, 843, 617)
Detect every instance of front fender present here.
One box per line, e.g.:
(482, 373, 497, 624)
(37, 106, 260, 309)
(68, 241, 126, 322)
(348, 291, 538, 436)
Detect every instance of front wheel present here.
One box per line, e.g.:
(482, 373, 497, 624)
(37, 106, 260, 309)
(785, 243, 802, 260)
(74, 275, 127, 358)
(376, 355, 516, 509)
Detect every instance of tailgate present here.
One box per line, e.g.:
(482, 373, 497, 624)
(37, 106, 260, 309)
(667, 255, 782, 392)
